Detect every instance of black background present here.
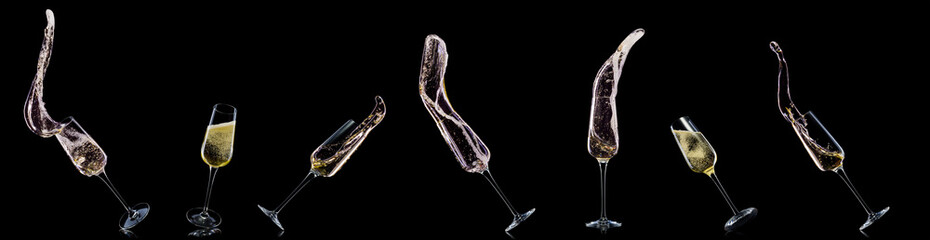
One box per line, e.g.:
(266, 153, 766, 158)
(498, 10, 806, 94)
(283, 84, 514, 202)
(2, 4, 924, 239)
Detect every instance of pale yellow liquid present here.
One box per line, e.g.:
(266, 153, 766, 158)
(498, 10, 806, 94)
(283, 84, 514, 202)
(810, 144, 844, 171)
(672, 130, 716, 175)
(588, 133, 617, 162)
(201, 121, 235, 168)
(55, 120, 107, 176)
(311, 97, 386, 177)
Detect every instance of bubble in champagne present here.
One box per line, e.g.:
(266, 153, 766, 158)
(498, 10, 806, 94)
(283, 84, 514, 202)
(418, 35, 490, 173)
(587, 28, 644, 162)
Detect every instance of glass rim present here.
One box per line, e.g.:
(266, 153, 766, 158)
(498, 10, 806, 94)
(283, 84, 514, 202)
(672, 115, 699, 132)
(212, 103, 237, 115)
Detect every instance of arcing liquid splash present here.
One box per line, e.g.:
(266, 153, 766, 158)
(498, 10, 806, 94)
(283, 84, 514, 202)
(588, 29, 644, 162)
(418, 35, 490, 173)
(771, 41, 845, 171)
(23, 10, 110, 176)
(24, 9, 63, 138)
(311, 96, 386, 177)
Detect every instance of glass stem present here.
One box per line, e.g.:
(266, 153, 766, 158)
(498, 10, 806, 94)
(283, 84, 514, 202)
(835, 167, 874, 215)
(708, 172, 739, 215)
(202, 167, 219, 215)
(597, 161, 609, 220)
(97, 170, 132, 213)
(482, 169, 519, 216)
(273, 171, 319, 213)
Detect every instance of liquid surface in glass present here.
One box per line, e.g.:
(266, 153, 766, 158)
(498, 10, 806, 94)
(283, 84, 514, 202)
(202, 121, 235, 168)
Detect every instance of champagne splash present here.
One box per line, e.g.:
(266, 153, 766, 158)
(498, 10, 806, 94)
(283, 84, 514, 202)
(311, 96, 386, 177)
(770, 41, 845, 171)
(418, 35, 490, 173)
(22, 9, 109, 176)
(770, 41, 802, 122)
(771, 42, 888, 231)
(24, 9, 64, 138)
(587, 28, 644, 162)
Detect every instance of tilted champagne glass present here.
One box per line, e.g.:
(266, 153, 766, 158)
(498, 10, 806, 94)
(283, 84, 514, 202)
(419, 34, 534, 232)
(23, 9, 150, 230)
(771, 41, 889, 231)
(585, 28, 644, 231)
(187, 103, 237, 229)
(258, 96, 386, 231)
(670, 116, 757, 232)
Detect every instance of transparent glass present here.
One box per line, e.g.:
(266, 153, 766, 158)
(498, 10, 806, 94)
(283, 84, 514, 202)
(258, 96, 386, 232)
(187, 103, 236, 233)
(583, 28, 644, 231)
(671, 116, 757, 231)
(419, 34, 534, 232)
(771, 41, 889, 231)
(22, 9, 149, 231)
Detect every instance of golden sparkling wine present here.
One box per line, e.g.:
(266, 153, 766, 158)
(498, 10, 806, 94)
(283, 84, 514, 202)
(311, 96, 386, 177)
(56, 120, 107, 176)
(787, 112, 844, 171)
(672, 130, 716, 175)
(201, 121, 235, 168)
(809, 143, 844, 171)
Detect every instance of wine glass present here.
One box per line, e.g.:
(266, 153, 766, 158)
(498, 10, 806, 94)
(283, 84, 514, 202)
(187, 103, 236, 231)
(418, 34, 534, 232)
(23, 9, 150, 231)
(670, 116, 757, 231)
(584, 28, 644, 231)
(771, 41, 889, 231)
(258, 96, 386, 232)
(57, 118, 152, 229)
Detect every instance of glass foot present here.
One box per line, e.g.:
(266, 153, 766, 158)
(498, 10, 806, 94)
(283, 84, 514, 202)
(586, 217, 621, 231)
(860, 206, 889, 231)
(119, 202, 150, 230)
(119, 229, 137, 238)
(724, 207, 757, 232)
(505, 208, 535, 232)
(257, 204, 285, 231)
(187, 207, 222, 228)
(188, 228, 221, 237)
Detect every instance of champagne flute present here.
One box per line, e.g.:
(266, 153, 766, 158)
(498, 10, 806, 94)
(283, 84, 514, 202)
(585, 28, 644, 231)
(419, 34, 534, 232)
(670, 116, 757, 231)
(258, 96, 386, 231)
(23, 9, 150, 230)
(187, 103, 236, 229)
(771, 41, 889, 231)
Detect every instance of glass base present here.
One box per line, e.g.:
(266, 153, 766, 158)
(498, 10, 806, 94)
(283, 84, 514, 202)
(119, 229, 136, 238)
(860, 206, 889, 231)
(724, 207, 758, 232)
(257, 204, 285, 231)
(119, 202, 150, 230)
(187, 207, 222, 228)
(586, 217, 621, 231)
(505, 208, 535, 232)
(188, 228, 221, 237)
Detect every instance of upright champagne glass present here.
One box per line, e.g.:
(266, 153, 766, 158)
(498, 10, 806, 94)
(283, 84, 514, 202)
(187, 103, 236, 229)
(23, 9, 149, 230)
(419, 34, 534, 232)
(670, 116, 757, 231)
(771, 41, 889, 231)
(258, 96, 386, 231)
(585, 28, 644, 231)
